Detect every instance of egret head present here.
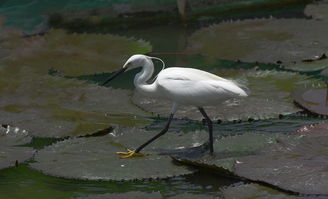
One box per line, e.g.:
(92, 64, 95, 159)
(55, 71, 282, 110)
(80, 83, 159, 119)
(122, 54, 150, 71)
(102, 54, 164, 86)
(101, 54, 148, 86)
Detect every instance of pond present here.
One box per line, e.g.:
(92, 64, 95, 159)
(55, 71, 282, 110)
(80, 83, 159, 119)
(0, 0, 328, 199)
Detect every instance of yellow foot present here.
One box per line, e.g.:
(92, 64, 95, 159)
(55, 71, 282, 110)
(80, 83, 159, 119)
(116, 149, 144, 159)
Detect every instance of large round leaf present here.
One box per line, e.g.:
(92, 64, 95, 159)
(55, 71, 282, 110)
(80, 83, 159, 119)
(1, 29, 151, 76)
(109, 126, 208, 153)
(0, 125, 35, 169)
(280, 54, 328, 72)
(173, 132, 292, 173)
(295, 122, 328, 137)
(148, 115, 324, 138)
(29, 127, 209, 181)
(188, 18, 328, 64)
(73, 192, 162, 199)
(73, 192, 218, 199)
(292, 87, 328, 116)
(133, 69, 321, 121)
(222, 183, 299, 199)
(305, 1, 328, 21)
(235, 132, 328, 195)
(0, 73, 151, 138)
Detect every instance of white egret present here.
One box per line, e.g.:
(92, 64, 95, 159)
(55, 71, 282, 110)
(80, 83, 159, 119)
(102, 54, 248, 158)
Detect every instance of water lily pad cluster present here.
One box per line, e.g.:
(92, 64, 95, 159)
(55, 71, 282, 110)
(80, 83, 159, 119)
(174, 121, 328, 195)
(133, 69, 323, 121)
(0, 73, 151, 138)
(29, 127, 208, 181)
(0, 125, 35, 169)
(234, 123, 328, 195)
(187, 18, 328, 72)
(1, 29, 151, 76)
(0, 24, 153, 138)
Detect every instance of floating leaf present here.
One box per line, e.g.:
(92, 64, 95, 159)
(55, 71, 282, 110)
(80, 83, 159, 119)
(292, 87, 328, 116)
(29, 127, 208, 181)
(173, 132, 292, 173)
(1, 29, 151, 76)
(73, 192, 162, 199)
(0, 125, 31, 146)
(281, 55, 328, 72)
(110, 126, 208, 153)
(73, 191, 218, 199)
(148, 115, 324, 137)
(0, 125, 35, 169)
(133, 69, 322, 121)
(295, 122, 328, 137)
(222, 183, 299, 199)
(320, 67, 328, 77)
(0, 73, 151, 138)
(235, 134, 328, 195)
(305, 1, 328, 20)
(188, 18, 328, 64)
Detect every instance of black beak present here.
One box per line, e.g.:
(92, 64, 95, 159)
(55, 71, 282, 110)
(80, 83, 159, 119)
(101, 67, 127, 86)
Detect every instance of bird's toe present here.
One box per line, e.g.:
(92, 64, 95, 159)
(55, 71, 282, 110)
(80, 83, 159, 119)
(116, 149, 144, 159)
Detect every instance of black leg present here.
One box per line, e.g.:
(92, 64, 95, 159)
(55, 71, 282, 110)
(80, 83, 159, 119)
(198, 107, 214, 153)
(135, 114, 174, 153)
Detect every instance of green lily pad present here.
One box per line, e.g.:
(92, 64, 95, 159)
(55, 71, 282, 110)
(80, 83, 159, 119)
(1, 29, 151, 76)
(0, 125, 35, 169)
(235, 133, 328, 195)
(0, 73, 151, 138)
(295, 122, 328, 137)
(73, 192, 218, 199)
(73, 192, 162, 199)
(305, 1, 328, 20)
(222, 183, 299, 199)
(173, 132, 292, 173)
(320, 67, 328, 77)
(188, 18, 328, 63)
(292, 87, 328, 116)
(29, 127, 209, 181)
(281, 54, 328, 72)
(133, 69, 322, 121)
(110, 126, 208, 153)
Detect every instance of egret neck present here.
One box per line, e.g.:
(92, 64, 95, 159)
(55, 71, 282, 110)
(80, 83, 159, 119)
(134, 58, 159, 98)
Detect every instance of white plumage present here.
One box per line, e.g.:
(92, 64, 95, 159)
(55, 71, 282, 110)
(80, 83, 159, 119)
(155, 67, 247, 106)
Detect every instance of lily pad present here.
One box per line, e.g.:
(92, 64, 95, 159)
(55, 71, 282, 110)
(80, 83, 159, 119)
(0, 125, 35, 169)
(74, 192, 218, 199)
(29, 127, 209, 181)
(235, 133, 328, 195)
(73, 192, 162, 199)
(281, 54, 328, 72)
(1, 29, 151, 76)
(173, 132, 292, 173)
(0, 73, 150, 138)
(133, 69, 322, 121)
(110, 126, 208, 153)
(295, 122, 328, 137)
(320, 66, 328, 77)
(188, 18, 328, 63)
(292, 87, 328, 116)
(305, 1, 328, 20)
(222, 183, 299, 199)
